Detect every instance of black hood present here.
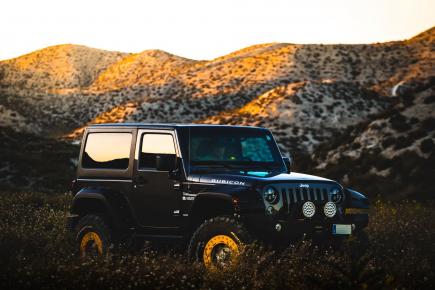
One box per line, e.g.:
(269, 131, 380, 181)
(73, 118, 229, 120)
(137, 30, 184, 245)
(188, 171, 335, 187)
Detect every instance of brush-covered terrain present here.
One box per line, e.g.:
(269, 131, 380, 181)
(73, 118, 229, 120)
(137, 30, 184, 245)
(0, 191, 433, 289)
(0, 27, 433, 199)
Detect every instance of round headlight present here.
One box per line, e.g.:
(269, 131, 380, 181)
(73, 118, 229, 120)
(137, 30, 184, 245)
(324, 201, 337, 218)
(330, 187, 343, 203)
(302, 201, 316, 218)
(263, 186, 279, 204)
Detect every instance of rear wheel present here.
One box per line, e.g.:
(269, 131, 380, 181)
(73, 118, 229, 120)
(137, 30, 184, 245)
(188, 216, 251, 270)
(74, 214, 111, 258)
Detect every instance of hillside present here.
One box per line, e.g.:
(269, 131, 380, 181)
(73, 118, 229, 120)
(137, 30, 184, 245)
(89, 50, 199, 92)
(0, 45, 127, 134)
(201, 81, 389, 153)
(1, 28, 433, 134)
(0, 44, 126, 93)
(0, 27, 433, 198)
(309, 77, 435, 199)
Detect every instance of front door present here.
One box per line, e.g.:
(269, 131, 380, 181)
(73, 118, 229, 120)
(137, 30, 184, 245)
(131, 130, 181, 229)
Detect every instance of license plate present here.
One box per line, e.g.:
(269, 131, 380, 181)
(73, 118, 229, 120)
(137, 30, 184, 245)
(332, 224, 352, 235)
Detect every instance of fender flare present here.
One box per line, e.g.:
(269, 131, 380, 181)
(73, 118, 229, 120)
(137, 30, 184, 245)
(344, 188, 369, 209)
(188, 192, 235, 228)
(191, 192, 235, 212)
(71, 187, 136, 231)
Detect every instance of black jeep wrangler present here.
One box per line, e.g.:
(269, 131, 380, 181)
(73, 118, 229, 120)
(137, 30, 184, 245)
(67, 124, 368, 268)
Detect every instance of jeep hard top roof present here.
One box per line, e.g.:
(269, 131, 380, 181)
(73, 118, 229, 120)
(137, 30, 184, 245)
(88, 123, 266, 130)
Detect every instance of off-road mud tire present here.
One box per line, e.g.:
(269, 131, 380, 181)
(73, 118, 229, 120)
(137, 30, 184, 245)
(74, 214, 111, 258)
(188, 216, 252, 269)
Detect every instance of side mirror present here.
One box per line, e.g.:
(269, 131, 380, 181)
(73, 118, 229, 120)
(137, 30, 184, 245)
(282, 156, 292, 173)
(156, 154, 176, 172)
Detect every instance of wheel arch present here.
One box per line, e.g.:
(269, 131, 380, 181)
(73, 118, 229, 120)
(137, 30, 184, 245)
(344, 188, 369, 209)
(188, 192, 236, 234)
(70, 187, 136, 232)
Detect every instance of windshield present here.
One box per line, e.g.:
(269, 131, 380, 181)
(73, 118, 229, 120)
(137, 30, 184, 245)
(188, 127, 286, 174)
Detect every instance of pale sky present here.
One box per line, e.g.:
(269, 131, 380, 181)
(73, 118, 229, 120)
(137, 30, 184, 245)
(0, 0, 433, 61)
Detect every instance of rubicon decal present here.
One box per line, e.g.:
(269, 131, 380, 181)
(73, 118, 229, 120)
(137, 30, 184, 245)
(211, 179, 246, 186)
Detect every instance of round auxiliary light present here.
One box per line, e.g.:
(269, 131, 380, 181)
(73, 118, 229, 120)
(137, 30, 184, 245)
(263, 186, 279, 204)
(330, 187, 343, 203)
(324, 202, 337, 218)
(302, 201, 316, 218)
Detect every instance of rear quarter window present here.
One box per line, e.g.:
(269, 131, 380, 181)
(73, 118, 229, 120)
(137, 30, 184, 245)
(82, 132, 132, 169)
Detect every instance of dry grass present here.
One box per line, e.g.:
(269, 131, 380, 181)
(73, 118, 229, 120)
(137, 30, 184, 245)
(0, 191, 434, 289)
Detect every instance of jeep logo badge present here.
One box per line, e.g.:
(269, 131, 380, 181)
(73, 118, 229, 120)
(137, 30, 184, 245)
(299, 184, 310, 188)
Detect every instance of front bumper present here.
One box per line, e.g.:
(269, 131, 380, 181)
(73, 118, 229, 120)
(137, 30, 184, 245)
(243, 212, 368, 239)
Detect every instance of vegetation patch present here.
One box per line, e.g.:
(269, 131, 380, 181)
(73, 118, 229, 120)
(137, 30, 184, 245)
(0, 192, 434, 289)
(0, 127, 78, 193)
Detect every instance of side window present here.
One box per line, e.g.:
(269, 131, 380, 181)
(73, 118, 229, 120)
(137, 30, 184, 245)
(82, 132, 132, 169)
(139, 133, 176, 169)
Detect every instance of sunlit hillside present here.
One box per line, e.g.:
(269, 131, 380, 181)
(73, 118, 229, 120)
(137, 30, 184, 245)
(89, 50, 199, 92)
(0, 44, 126, 92)
(201, 81, 388, 153)
(0, 27, 433, 198)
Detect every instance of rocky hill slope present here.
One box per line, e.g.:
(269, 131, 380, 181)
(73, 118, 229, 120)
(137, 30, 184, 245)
(0, 27, 433, 198)
(0, 44, 126, 93)
(310, 78, 434, 199)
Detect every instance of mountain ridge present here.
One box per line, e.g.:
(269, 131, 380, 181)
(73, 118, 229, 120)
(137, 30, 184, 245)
(0, 27, 433, 197)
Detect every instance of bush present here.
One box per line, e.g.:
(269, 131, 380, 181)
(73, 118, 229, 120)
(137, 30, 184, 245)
(0, 192, 434, 289)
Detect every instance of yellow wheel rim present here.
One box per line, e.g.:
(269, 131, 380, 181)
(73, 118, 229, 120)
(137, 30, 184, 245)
(80, 231, 103, 257)
(203, 234, 240, 269)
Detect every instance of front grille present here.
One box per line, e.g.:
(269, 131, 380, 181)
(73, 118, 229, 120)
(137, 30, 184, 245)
(268, 183, 339, 214)
(282, 187, 330, 204)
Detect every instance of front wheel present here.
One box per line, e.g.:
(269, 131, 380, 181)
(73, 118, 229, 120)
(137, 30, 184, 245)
(74, 214, 111, 258)
(188, 216, 251, 270)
